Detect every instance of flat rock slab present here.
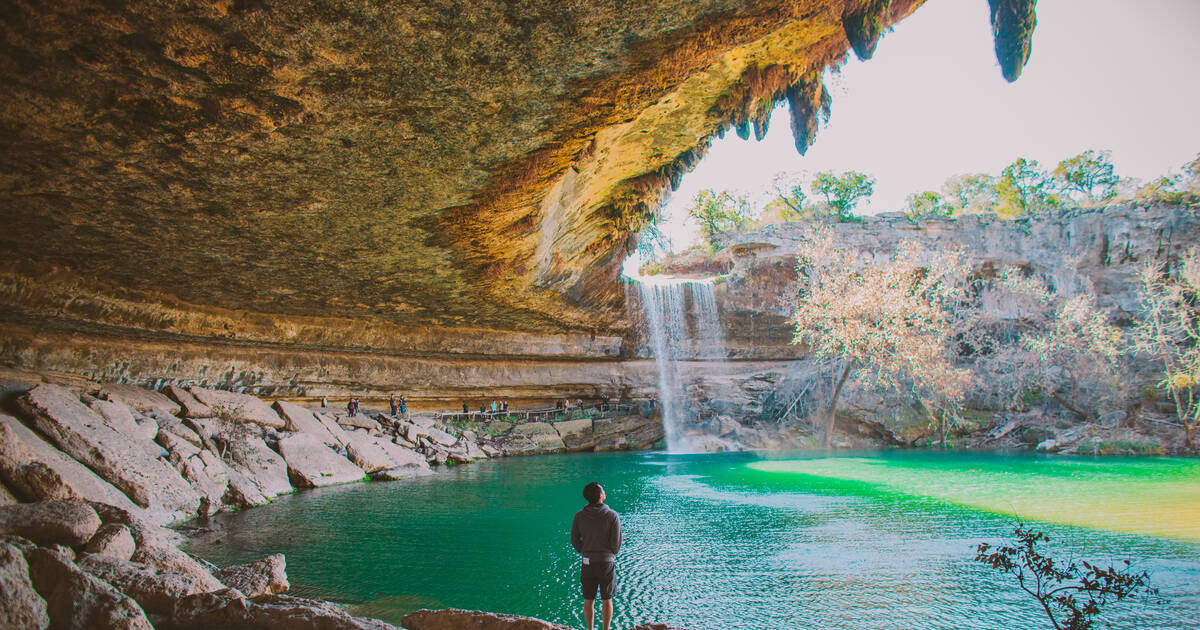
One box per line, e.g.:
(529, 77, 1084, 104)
(188, 388, 284, 429)
(402, 608, 571, 630)
(77, 553, 215, 616)
(164, 386, 214, 419)
(26, 547, 154, 630)
(171, 589, 398, 630)
(274, 401, 346, 449)
(98, 384, 181, 417)
(0, 500, 101, 547)
(372, 438, 429, 470)
(0, 415, 141, 514)
(343, 433, 395, 473)
(89, 400, 156, 442)
(276, 433, 365, 488)
(551, 419, 593, 450)
(218, 433, 292, 500)
(336, 414, 381, 432)
(0, 542, 49, 630)
(130, 545, 225, 593)
(17, 384, 200, 520)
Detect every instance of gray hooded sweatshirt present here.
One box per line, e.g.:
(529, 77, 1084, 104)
(570, 503, 622, 562)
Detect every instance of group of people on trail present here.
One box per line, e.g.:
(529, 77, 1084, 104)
(461, 400, 509, 415)
(389, 393, 408, 416)
(346, 397, 360, 416)
(556, 398, 586, 411)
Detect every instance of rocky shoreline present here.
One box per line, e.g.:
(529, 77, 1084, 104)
(0, 371, 667, 629)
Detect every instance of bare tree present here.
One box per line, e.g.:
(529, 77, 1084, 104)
(1134, 250, 1200, 449)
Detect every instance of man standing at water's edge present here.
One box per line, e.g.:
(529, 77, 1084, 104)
(571, 481, 621, 630)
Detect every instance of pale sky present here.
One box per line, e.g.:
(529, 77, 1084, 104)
(656, 0, 1200, 251)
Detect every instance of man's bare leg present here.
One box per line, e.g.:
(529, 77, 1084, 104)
(583, 598, 594, 630)
(601, 599, 613, 630)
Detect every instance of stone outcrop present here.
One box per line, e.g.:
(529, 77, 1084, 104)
(276, 434, 365, 488)
(187, 389, 285, 429)
(0, 500, 102, 548)
(0, 542, 49, 630)
(402, 608, 571, 630)
(84, 523, 137, 561)
(76, 554, 215, 616)
(213, 554, 289, 598)
(0, 416, 142, 513)
(274, 401, 346, 449)
(98, 385, 182, 418)
(25, 547, 155, 630)
(164, 387, 214, 420)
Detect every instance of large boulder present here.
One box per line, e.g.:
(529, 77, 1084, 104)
(214, 553, 288, 597)
(216, 431, 292, 499)
(504, 423, 565, 454)
(25, 547, 154, 630)
(84, 523, 137, 561)
(0, 500, 102, 547)
(342, 433, 395, 473)
(187, 388, 284, 429)
(0, 542, 49, 630)
(167, 588, 398, 630)
(163, 387, 214, 419)
(88, 401, 157, 442)
(372, 438, 429, 470)
(98, 384, 181, 417)
(402, 608, 571, 630)
(17, 385, 201, 520)
(274, 401, 347, 449)
(76, 554, 216, 616)
(336, 414, 381, 432)
(0, 415, 141, 514)
(276, 434, 365, 488)
(424, 426, 459, 448)
(86, 502, 181, 551)
(551, 419, 594, 451)
(129, 545, 224, 593)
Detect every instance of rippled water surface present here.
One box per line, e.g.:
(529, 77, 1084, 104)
(184, 451, 1200, 629)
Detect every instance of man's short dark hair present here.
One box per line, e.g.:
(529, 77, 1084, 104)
(583, 481, 603, 505)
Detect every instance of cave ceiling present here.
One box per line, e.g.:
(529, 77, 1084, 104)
(0, 0, 1036, 342)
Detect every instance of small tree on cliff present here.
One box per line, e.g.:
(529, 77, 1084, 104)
(791, 228, 974, 447)
(686, 189, 752, 246)
(942, 172, 999, 215)
(997, 158, 1058, 217)
(1134, 248, 1200, 449)
(810, 170, 875, 221)
(1053, 150, 1119, 205)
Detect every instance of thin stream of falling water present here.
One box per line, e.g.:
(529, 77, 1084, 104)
(631, 275, 729, 452)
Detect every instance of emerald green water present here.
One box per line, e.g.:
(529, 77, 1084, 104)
(185, 452, 1200, 629)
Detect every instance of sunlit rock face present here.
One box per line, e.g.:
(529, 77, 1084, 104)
(0, 0, 926, 338)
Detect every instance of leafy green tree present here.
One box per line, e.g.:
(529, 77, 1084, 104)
(810, 170, 875, 221)
(1054, 150, 1119, 204)
(905, 191, 952, 218)
(942, 173, 998, 214)
(997, 158, 1057, 217)
(686, 189, 751, 244)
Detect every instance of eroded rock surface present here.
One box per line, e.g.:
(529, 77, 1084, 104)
(276, 433, 365, 488)
(214, 554, 289, 598)
(402, 608, 571, 630)
(0, 542, 48, 630)
(0, 500, 102, 548)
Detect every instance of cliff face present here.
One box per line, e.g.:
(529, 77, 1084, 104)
(640, 204, 1199, 445)
(0, 0, 928, 339)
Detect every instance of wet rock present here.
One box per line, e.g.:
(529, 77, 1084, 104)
(130, 545, 224, 593)
(343, 434, 396, 473)
(0, 415, 141, 513)
(551, 419, 593, 451)
(25, 547, 153, 630)
(424, 426, 458, 447)
(84, 523, 136, 561)
(276, 433, 365, 488)
(274, 401, 346, 448)
(214, 553, 288, 597)
(0, 500, 102, 547)
(221, 466, 271, 509)
(17, 385, 201, 520)
(187, 388, 285, 429)
(371, 466, 433, 481)
(76, 554, 213, 615)
(0, 542, 49, 630)
(402, 608, 571, 630)
(163, 387, 214, 419)
(98, 384, 181, 418)
(86, 502, 181, 550)
(167, 588, 397, 630)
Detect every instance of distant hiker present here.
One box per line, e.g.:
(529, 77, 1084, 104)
(556, 399, 564, 411)
(576, 398, 584, 410)
(321, 396, 327, 408)
(601, 393, 610, 412)
(399, 395, 407, 415)
(347, 399, 355, 416)
(389, 394, 398, 416)
(501, 400, 508, 413)
(491, 400, 498, 414)
(480, 403, 487, 414)
(571, 482, 621, 630)
(463, 402, 469, 414)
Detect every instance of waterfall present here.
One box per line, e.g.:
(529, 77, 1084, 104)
(632, 276, 729, 452)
